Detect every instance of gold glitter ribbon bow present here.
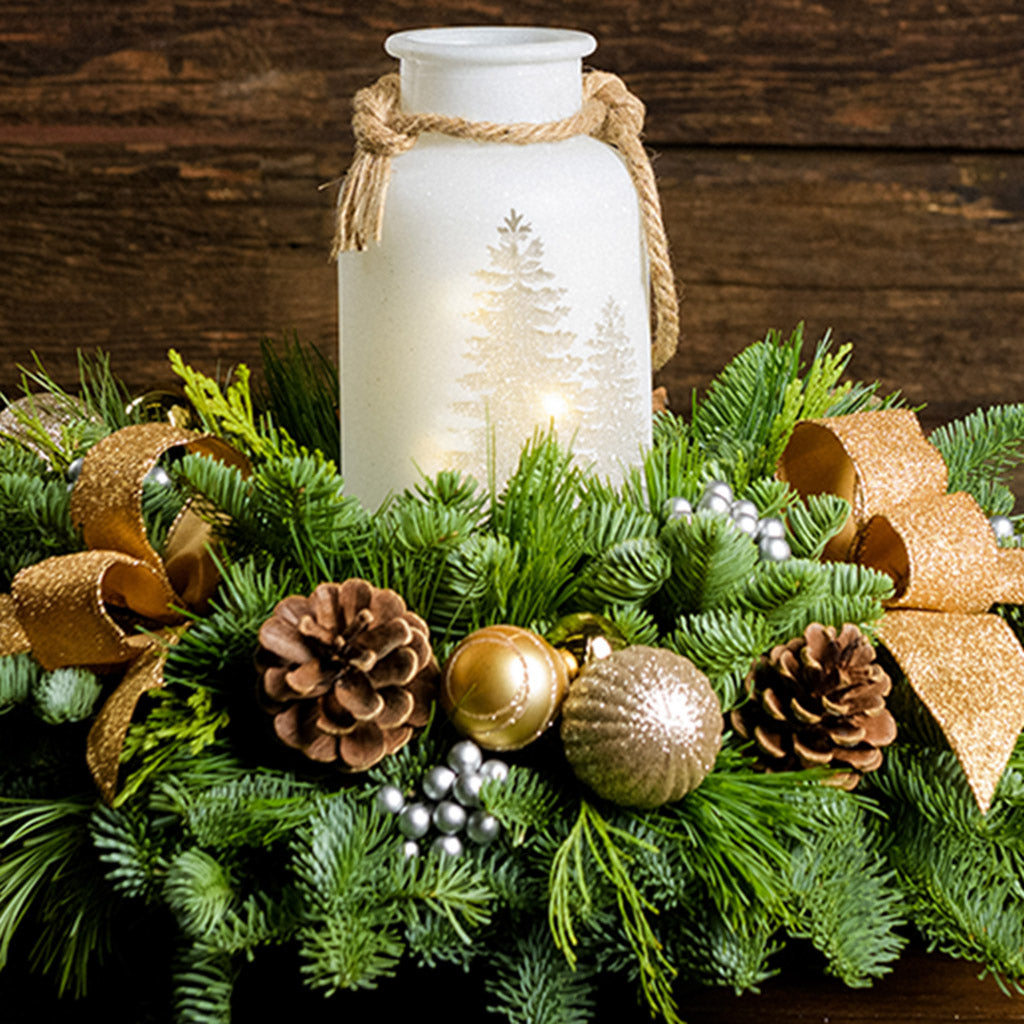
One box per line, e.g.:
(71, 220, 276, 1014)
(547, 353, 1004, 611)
(0, 423, 248, 804)
(779, 408, 1024, 812)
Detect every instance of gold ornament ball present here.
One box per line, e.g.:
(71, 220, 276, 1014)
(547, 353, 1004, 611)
(440, 624, 571, 750)
(546, 612, 627, 666)
(125, 389, 197, 430)
(561, 645, 723, 808)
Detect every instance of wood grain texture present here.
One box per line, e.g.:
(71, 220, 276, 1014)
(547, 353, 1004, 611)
(1, 1, 1022, 149)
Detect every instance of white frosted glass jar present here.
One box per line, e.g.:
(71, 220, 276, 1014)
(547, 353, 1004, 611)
(338, 26, 652, 509)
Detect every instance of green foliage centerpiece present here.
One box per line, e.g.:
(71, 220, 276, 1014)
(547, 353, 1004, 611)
(2, 327, 1024, 1023)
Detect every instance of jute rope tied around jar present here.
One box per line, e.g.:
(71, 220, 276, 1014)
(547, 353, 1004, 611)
(331, 70, 680, 372)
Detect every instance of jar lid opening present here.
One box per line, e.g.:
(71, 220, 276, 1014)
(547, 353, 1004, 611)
(386, 27, 596, 65)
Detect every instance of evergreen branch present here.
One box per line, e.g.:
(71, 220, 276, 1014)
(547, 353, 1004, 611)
(930, 404, 1024, 515)
(602, 605, 660, 648)
(782, 788, 905, 985)
(668, 609, 771, 681)
(784, 493, 850, 560)
(90, 802, 167, 901)
(393, 853, 494, 944)
(297, 910, 404, 992)
(621, 422, 705, 517)
(479, 765, 563, 846)
(173, 945, 237, 1024)
(645, 758, 821, 926)
(31, 666, 102, 725)
(163, 556, 298, 688)
(0, 795, 107, 995)
(2, 350, 128, 467)
(163, 847, 236, 940)
(665, 905, 781, 993)
(549, 801, 679, 1024)
(182, 773, 318, 850)
(660, 512, 760, 615)
(117, 686, 231, 807)
(485, 925, 598, 1024)
(168, 351, 298, 461)
(743, 477, 794, 519)
(888, 820, 1024, 992)
(257, 334, 340, 458)
(576, 494, 658, 554)
(573, 537, 671, 608)
(0, 471, 79, 586)
(0, 653, 40, 714)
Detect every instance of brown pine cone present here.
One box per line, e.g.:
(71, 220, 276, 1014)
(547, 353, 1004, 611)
(257, 579, 437, 771)
(731, 622, 897, 786)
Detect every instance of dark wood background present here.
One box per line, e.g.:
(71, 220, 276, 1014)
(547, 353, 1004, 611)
(2, 1, 1024, 1019)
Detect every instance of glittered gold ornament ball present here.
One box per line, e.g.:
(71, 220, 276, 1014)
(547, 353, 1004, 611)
(560, 646, 723, 808)
(440, 625, 571, 750)
(0, 393, 87, 458)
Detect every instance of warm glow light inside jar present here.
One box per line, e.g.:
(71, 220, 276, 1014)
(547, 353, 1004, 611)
(540, 393, 569, 422)
(338, 27, 653, 509)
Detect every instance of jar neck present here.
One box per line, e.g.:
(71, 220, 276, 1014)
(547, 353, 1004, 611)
(386, 27, 595, 123)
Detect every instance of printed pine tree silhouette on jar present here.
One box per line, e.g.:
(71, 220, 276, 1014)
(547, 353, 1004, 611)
(455, 209, 584, 482)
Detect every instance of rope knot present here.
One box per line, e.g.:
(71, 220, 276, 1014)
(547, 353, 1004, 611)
(584, 70, 646, 139)
(351, 74, 418, 157)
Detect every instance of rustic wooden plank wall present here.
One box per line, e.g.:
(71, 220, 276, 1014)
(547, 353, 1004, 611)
(1, 1, 1022, 431)
(2, 2, 1024, 1020)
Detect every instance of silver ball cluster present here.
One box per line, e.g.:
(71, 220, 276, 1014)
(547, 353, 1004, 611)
(665, 480, 791, 562)
(376, 739, 509, 859)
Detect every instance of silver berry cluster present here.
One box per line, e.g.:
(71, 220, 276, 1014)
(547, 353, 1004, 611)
(665, 480, 791, 562)
(990, 515, 1021, 547)
(376, 739, 508, 858)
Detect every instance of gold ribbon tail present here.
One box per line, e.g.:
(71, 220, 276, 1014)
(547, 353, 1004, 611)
(878, 611, 1024, 813)
(86, 641, 169, 806)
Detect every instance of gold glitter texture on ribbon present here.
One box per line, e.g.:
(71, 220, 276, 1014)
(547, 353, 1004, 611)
(779, 409, 1024, 813)
(878, 612, 1024, 813)
(780, 410, 948, 561)
(86, 640, 170, 806)
(12, 551, 168, 670)
(70, 423, 248, 600)
(857, 492, 1024, 614)
(1, 422, 248, 802)
(0, 593, 30, 657)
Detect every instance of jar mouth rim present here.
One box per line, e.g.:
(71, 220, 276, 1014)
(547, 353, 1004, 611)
(385, 27, 596, 65)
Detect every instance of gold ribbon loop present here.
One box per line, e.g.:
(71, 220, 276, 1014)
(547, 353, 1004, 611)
(856, 492, 1024, 614)
(86, 640, 172, 806)
(876, 611, 1024, 815)
(70, 423, 247, 600)
(779, 409, 1024, 813)
(12, 551, 175, 670)
(780, 409, 949, 561)
(0, 422, 249, 802)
